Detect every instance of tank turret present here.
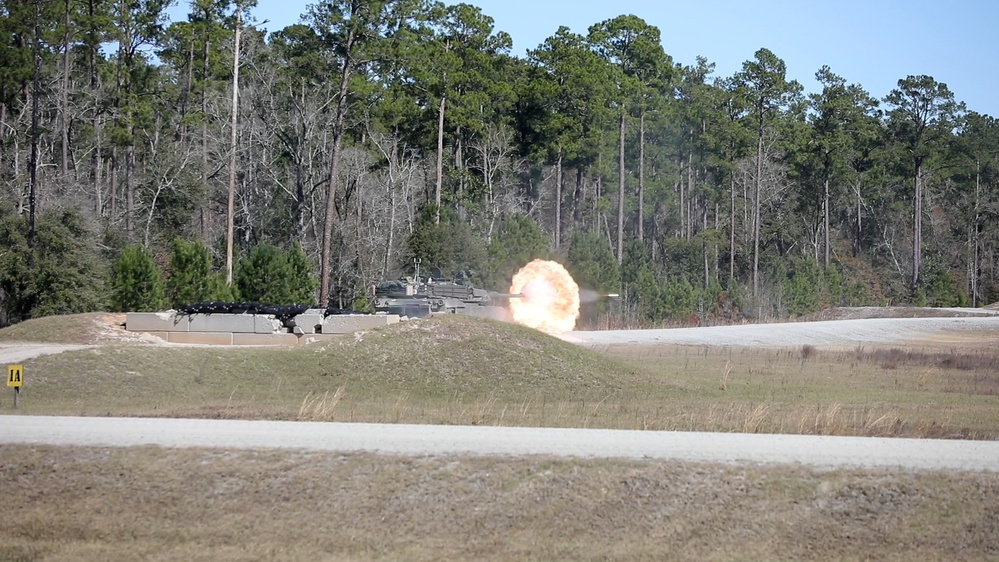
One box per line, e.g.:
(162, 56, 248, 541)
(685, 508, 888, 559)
(373, 261, 516, 320)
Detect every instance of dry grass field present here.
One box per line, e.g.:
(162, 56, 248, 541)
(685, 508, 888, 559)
(1, 311, 998, 561)
(1, 445, 997, 562)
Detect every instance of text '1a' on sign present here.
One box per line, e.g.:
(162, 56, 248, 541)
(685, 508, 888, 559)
(8, 364, 22, 409)
(7, 364, 22, 387)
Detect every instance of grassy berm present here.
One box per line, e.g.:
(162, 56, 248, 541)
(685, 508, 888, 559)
(0, 314, 666, 426)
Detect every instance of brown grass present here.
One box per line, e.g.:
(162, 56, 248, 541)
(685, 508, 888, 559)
(0, 445, 996, 562)
(594, 342, 999, 439)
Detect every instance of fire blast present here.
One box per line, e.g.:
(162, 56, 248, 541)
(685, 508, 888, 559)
(508, 259, 580, 334)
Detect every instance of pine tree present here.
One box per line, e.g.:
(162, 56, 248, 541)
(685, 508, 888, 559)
(166, 238, 232, 308)
(111, 244, 165, 312)
(235, 242, 317, 305)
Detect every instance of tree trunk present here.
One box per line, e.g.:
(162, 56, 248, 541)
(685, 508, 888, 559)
(854, 176, 862, 256)
(87, 0, 102, 215)
(555, 150, 562, 250)
(729, 175, 735, 283)
(295, 121, 306, 235)
(125, 140, 134, 237)
(638, 112, 645, 242)
(687, 150, 694, 241)
(573, 166, 583, 224)
(823, 176, 830, 270)
(318, 29, 356, 307)
(225, 3, 242, 285)
(912, 161, 923, 289)
(28, 5, 42, 270)
(434, 93, 445, 224)
(703, 204, 709, 290)
(0, 102, 6, 175)
(201, 7, 211, 240)
(617, 109, 625, 264)
(382, 130, 399, 279)
(110, 145, 118, 220)
(972, 163, 981, 306)
(455, 126, 465, 221)
(753, 127, 763, 296)
(594, 175, 601, 232)
(678, 155, 685, 240)
(61, 0, 71, 181)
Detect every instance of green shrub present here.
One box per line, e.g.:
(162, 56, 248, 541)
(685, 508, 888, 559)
(405, 205, 487, 277)
(110, 244, 165, 312)
(235, 242, 317, 305)
(167, 238, 232, 307)
(483, 214, 550, 291)
(0, 206, 108, 323)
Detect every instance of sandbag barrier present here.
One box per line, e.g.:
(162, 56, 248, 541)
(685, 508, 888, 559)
(178, 302, 359, 320)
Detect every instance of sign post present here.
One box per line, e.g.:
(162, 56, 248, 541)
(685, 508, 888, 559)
(7, 364, 22, 408)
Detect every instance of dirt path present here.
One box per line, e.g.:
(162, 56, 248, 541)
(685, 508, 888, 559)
(2, 415, 997, 471)
(0, 342, 92, 364)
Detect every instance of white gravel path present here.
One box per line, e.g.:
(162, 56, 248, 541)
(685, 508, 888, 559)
(0, 342, 92, 364)
(562, 315, 999, 348)
(1, 415, 997, 472)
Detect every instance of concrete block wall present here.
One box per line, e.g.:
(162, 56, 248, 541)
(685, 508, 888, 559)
(322, 314, 399, 333)
(186, 313, 284, 334)
(126, 312, 191, 332)
(286, 311, 326, 334)
(127, 310, 401, 345)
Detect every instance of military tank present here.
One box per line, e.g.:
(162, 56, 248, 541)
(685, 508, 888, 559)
(372, 261, 517, 320)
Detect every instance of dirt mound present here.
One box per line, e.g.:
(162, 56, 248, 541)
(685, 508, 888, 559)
(321, 315, 640, 392)
(0, 312, 160, 345)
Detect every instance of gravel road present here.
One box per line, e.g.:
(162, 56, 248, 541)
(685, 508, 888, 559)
(562, 315, 999, 348)
(2, 415, 997, 472)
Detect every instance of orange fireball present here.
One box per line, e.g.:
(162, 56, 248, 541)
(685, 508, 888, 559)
(508, 259, 580, 334)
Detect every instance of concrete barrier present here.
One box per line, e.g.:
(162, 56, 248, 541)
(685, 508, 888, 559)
(126, 312, 190, 332)
(186, 313, 284, 334)
(232, 333, 301, 346)
(285, 311, 326, 334)
(125, 310, 400, 344)
(166, 332, 234, 345)
(321, 314, 399, 334)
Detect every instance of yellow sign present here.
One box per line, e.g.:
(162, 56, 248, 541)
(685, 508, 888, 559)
(7, 364, 23, 387)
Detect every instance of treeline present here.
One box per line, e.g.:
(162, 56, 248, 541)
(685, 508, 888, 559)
(1, 0, 997, 328)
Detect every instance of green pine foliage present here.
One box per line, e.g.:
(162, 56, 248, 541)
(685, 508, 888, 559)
(405, 206, 487, 277)
(110, 244, 166, 312)
(567, 231, 621, 294)
(782, 259, 823, 317)
(0, 206, 108, 323)
(661, 278, 698, 320)
(235, 243, 318, 305)
(166, 238, 232, 308)
(483, 214, 550, 291)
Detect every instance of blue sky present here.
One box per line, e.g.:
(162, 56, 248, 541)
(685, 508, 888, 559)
(168, 0, 999, 116)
